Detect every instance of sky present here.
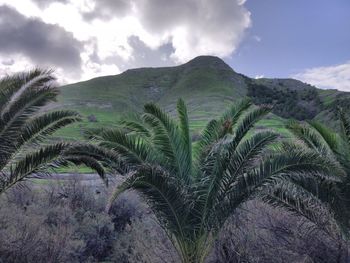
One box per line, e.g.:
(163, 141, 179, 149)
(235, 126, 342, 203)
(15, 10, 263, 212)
(0, 0, 349, 91)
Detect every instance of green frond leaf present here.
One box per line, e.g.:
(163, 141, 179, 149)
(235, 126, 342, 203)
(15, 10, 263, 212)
(339, 107, 350, 145)
(142, 105, 190, 182)
(262, 180, 335, 231)
(0, 142, 69, 194)
(21, 110, 81, 145)
(309, 121, 339, 153)
(107, 165, 190, 240)
(119, 115, 151, 138)
(287, 121, 336, 158)
(62, 142, 125, 174)
(196, 99, 252, 153)
(232, 104, 272, 145)
(177, 98, 192, 177)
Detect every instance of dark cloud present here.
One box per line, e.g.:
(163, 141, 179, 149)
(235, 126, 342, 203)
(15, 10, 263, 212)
(126, 36, 175, 69)
(82, 0, 132, 21)
(136, 0, 197, 33)
(31, 0, 69, 8)
(99, 36, 175, 71)
(0, 5, 82, 74)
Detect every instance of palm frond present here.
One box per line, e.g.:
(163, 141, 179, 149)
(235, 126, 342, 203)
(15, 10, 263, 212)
(21, 110, 81, 145)
(142, 103, 190, 182)
(0, 69, 109, 195)
(232, 104, 272, 145)
(107, 165, 190, 239)
(0, 75, 59, 171)
(92, 128, 152, 169)
(221, 98, 252, 125)
(287, 121, 336, 158)
(196, 99, 252, 154)
(0, 142, 69, 194)
(213, 131, 279, 206)
(119, 115, 151, 138)
(262, 179, 335, 232)
(62, 142, 124, 175)
(0, 86, 58, 147)
(0, 68, 54, 113)
(309, 121, 339, 153)
(339, 107, 350, 145)
(177, 99, 192, 179)
(64, 155, 106, 184)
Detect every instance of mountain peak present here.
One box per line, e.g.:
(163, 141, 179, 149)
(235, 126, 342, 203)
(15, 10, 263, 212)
(183, 56, 233, 71)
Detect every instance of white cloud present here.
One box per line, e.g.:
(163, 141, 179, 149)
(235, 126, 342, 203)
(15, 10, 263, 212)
(255, 75, 264, 79)
(0, 0, 251, 83)
(293, 62, 350, 91)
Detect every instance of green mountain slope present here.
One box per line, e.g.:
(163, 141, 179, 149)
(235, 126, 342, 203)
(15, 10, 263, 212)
(55, 56, 348, 139)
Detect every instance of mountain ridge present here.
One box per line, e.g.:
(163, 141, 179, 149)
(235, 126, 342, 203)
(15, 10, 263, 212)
(56, 56, 349, 139)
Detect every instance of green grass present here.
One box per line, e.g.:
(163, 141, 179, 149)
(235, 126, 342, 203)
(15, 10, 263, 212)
(53, 107, 120, 140)
(256, 116, 291, 138)
(56, 56, 247, 140)
(56, 56, 345, 142)
(51, 56, 346, 174)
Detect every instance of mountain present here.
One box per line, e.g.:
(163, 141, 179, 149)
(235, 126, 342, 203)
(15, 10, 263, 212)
(56, 56, 349, 139)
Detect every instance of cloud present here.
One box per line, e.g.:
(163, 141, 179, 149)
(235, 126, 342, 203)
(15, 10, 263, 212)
(108, 36, 175, 71)
(82, 0, 132, 21)
(32, 0, 68, 8)
(79, 0, 251, 63)
(2, 59, 14, 66)
(0, 5, 83, 79)
(0, 0, 251, 83)
(293, 62, 350, 91)
(134, 0, 251, 62)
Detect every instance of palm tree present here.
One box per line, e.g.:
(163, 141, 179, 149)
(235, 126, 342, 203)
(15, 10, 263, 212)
(0, 69, 114, 194)
(263, 110, 350, 237)
(90, 98, 335, 263)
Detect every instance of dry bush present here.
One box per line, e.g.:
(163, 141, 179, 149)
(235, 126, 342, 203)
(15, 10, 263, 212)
(0, 182, 349, 263)
(211, 200, 349, 263)
(112, 215, 179, 263)
(0, 180, 140, 263)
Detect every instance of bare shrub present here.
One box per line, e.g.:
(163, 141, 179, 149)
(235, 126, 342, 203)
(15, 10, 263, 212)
(211, 200, 349, 263)
(112, 215, 179, 263)
(0, 182, 348, 262)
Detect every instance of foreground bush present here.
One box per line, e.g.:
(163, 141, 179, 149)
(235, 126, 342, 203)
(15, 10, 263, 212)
(0, 181, 347, 263)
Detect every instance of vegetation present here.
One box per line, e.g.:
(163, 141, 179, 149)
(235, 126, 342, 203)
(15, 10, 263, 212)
(58, 56, 246, 140)
(87, 98, 336, 263)
(265, 109, 350, 238)
(0, 182, 346, 263)
(247, 79, 323, 120)
(57, 56, 350, 140)
(2, 67, 350, 262)
(0, 69, 113, 194)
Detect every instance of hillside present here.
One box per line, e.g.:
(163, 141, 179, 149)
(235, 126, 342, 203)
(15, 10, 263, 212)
(56, 56, 349, 139)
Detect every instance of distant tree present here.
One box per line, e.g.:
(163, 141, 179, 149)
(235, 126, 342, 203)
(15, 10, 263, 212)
(89, 99, 333, 263)
(0, 69, 113, 194)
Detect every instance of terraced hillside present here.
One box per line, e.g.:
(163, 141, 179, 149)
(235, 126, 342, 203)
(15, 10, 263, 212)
(56, 56, 349, 139)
